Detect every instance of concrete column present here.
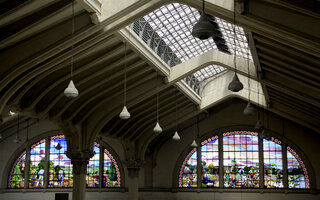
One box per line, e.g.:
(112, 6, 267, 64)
(72, 161, 88, 200)
(127, 166, 140, 200)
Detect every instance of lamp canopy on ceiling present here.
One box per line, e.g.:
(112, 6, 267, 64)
(191, 0, 215, 40)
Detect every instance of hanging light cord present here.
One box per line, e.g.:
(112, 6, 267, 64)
(202, 0, 205, 12)
(257, 79, 260, 120)
(175, 90, 178, 129)
(70, 0, 75, 78)
(124, 42, 127, 106)
(247, 36, 251, 101)
(233, 0, 237, 73)
(156, 72, 159, 122)
(26, 119, 29, 142)
(17, 114, 20, 137)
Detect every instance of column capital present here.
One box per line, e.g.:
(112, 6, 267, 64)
(124, 158, 144, 179)
(66, 150, 94, 174)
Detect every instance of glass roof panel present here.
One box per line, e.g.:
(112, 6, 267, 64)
(132, 3, 252, 93)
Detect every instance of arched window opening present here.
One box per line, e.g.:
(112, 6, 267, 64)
(8, 134, 122, 189)
(263, 137, 283, 188)
(8, 151, 26, 188)
(287, 146, 310, 189)
(201, 136, 219, 188)
(179, 148, 197, 188)
(29, 139, 46, 188)
(223, 131, 259, 188)
(178, 131, 310, 190)
(49, 135, 72, 187)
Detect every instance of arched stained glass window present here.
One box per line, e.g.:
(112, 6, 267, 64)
(87, 143, 100, 188)
(8, 134, 122, 189)
(8, 151, 26, 188)
(287, 146, 310, 189)
(103, 149, 121, 187)
(223, 131, 259, 188)
(29, 139, 46, 188)
(179, 148, 197, 188)
(201, 136, 219, 187)
(49, 135, 72, 187)
(263, 137, 283, 188)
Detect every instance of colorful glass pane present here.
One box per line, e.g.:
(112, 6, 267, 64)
(201, 136, 219, 187)
(8, 151, 26, 188)
(103, 149, 121, 187)
(179, 148, 197, 188)
(29, 139, 46, 188)
(223, 131, 259, 188)
(48, 135, 73, 187)
(87, 143, 100, 188)
(263, 137, 283, 188)
(287, 147, 309, 189)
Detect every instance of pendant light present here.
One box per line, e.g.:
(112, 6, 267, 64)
(191, 0, 215, 40)
(55, 143, 62, 150)
(172, 91, 180, 140)
(190, 116, 198, 147)
(254, 79, 264, 130)
(14, 114, 21, 144)
(64, 0, 79, 98)
(119, 42, 131, 120)
(153, 72, 162, 134)
(243, 37, 255, 116)
(228, 0, 243, 92)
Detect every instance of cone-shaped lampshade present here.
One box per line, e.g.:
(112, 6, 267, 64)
(55, 143, 62, 150)
(13, 134, 21, 144)
(260, 129, 270, 140)
(191, 12, 215, 40)
(191, 139, 198, 147)
(243, 102, 255, 116)
(172, 131, 180, 140)
(228, 73, 243, 92)
(254, 120, 264, 130)
(153, 122, 162, 134)
(64, 80, 79, 98)
(119, 106, 131, 120)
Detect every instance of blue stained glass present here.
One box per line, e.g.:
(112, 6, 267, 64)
(179, 149, 197, 187)
(201, 137, 219, 188)
(287, 150, 306, 189)
(29, 139, 46, 188)
(87, 144, 100, 188)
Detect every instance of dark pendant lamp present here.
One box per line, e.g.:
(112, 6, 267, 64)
(243, 36, 255, 116)
(191, 0, 215, 40)
(228, 0, 243, 92)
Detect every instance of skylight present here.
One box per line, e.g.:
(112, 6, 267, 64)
(132, 3, 252, 93)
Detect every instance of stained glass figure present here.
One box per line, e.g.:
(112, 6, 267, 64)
(201, 136, 219, 187)
(179, 148, 197, 188)
(8, 151, 26, 188)
(223, 131, 259, 188)
(103, 149, 121, 187)
(87, 143, 100, 188)
(287, 146, 309, 189)
(29, 139, 46, 188)
(48, 135, 73, 187)
(263, 137, 283, 188)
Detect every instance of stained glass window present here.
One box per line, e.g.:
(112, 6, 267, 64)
(263, 137, 283, 188)
(29, 139, 46, 188)
(179, 148, 197, 188)
(87, 143, 100, 188)
(103, 149, 121, 187)
(48, 135, 73, 187)
(8, 151, 26, 188)
(223, 131, 259, 188)
(287, 146, 309, 189)
(201, 136, 219, 187)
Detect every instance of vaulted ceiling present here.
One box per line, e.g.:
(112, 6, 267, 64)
(0, 0, 319, 156)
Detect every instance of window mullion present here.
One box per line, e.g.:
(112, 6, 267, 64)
(218, 133, 223, 189)
(43, 137, 50, 188)
(99, 145, 104, 188)
(282, 140, 288, 189)
(258, 135, 264, 189)
(24, 146, 31, 189)
(197, 142, 201, 189)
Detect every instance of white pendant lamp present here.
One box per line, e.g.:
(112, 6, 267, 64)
(119, 42, 131, 120)
(64, 0, 79, 98)
(228, 0, 243, 92)
(172, 131, 180, 140)
(153, 72, 162, 134)
(191, 139, 198, 147)
(153, 122, 162, 134)
(172, 91, 180, 140)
